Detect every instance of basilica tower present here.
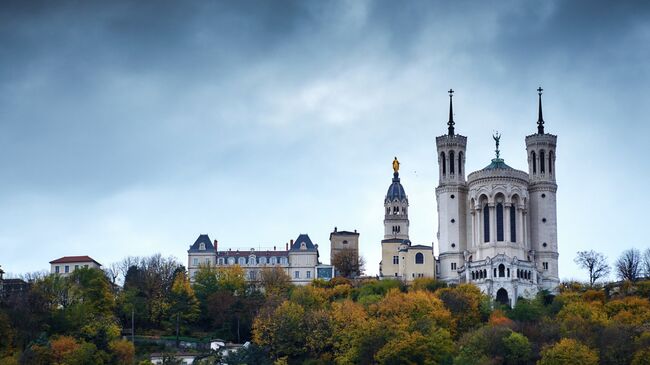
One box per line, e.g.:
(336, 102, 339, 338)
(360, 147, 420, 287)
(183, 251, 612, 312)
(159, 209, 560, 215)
(525, 87, 560, 290)
(436, 90, 469, 282)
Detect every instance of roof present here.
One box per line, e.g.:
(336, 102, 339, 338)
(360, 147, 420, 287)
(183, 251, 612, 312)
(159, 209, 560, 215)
(217, 250, 289, 257)
(386, 172, 407, 202)
(482, 158, 513, 171)
(409, 244, 434, 250)
(188, 234, 215, 253)
(331, 230, 359, 236)
(49, 256, 101, 266)
(290, 234, 317, 251)
(381, 238, 411, 244)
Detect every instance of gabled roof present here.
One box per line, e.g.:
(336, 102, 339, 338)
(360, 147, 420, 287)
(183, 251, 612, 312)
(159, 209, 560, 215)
(290, 234, 317, 251)
(49, 256, 101, 266)
(188, 234, 215, 253)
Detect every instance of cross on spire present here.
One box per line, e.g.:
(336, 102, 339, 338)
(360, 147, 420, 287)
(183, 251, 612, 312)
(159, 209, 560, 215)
(537, 86, 545, 134)
(447, 89, 455, 136)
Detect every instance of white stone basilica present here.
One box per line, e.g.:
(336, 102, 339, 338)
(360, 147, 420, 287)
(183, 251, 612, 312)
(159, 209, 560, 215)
(380, 88, 559, 306)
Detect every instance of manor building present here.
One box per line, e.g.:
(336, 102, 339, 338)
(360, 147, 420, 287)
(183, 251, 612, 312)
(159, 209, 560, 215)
(380, 88, 560, 306)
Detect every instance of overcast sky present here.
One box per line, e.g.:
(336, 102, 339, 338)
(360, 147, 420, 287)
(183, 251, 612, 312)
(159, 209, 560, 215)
(1, 0, 649, 281)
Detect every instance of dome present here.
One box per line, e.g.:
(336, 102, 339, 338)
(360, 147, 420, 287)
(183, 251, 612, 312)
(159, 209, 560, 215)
(386, 172, 407, 202)
(483, 158, 513, 171)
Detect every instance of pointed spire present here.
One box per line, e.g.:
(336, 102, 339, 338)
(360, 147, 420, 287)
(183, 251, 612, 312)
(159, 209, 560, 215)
(447, 89, 455, 135)
(537, 86, 545, 134)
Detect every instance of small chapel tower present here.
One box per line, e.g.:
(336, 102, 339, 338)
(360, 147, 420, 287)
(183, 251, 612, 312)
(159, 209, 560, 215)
(525, 87, 560, 290)
(384, 157, 410, 240)
(436, 89, 469, 282)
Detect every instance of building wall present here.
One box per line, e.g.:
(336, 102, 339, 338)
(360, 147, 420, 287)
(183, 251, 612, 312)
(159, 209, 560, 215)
(50, 262, 101, 276)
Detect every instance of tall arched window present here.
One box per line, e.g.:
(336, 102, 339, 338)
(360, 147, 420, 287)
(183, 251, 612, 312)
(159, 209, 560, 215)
(496, 203, 504, 241)
(449, 151, 455, 174)
(441, 152, 446, 175)
(540, 150, 546, 173)
(238, 257, 246, 265)
(499, 264, 505, 277)
(458, 151, 463, 175)
(510, 205, 516, 242)
(483, 204, 490, 243)
(548, 151, 553, 174)
(415, 253, 424, 264)
(532, 151, 537, 173)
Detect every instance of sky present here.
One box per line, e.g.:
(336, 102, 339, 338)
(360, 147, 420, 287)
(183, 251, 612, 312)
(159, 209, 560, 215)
(1, 0, 649, 281)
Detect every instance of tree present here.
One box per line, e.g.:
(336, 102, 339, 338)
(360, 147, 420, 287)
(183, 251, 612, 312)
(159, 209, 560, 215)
(252, 300, 307, 360)
(168, 271, 200, 337)
(374, 329, 454, 365)
(616, 249, 642, 282)
(574, 250, 611, 286)
(331, 248, 365, 278)
(538, 338, 598, 365)
(259, 267, 292, 295)
(641, 248, 650, 279)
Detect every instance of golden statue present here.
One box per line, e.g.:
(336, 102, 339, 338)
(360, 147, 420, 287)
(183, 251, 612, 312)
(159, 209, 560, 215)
(392, 157, 400, 173)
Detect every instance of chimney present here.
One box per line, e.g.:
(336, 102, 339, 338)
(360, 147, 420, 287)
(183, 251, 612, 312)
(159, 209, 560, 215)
(354, 229, 357, 233)
(334, 226, 337, 232)
(273, 245, 276, 251)
(214, 240, 218, 252)
(285, 242, 289, 251)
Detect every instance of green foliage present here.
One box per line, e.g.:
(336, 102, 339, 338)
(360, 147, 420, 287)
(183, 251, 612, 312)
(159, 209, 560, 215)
(538, 338, 599, 365)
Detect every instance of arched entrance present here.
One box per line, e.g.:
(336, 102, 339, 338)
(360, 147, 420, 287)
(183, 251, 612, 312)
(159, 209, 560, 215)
(496, 288, 509, 306)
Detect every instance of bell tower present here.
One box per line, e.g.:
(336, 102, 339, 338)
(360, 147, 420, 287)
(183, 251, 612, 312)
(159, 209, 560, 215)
(525, 87, 559, 290)
(436, 89, 468, 283)
(384, 157, 410, 240)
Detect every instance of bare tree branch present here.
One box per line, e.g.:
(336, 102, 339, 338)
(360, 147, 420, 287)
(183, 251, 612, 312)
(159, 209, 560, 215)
(574, 250, 610, 286)
(615, 248, 641, 282)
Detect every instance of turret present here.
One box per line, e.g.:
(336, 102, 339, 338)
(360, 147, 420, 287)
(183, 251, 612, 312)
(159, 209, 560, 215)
(384, 157, 410, 240)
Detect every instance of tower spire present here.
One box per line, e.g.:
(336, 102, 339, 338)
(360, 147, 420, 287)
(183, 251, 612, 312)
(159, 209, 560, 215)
(447, 89, 455, 135)
(537, 86, 545, 134)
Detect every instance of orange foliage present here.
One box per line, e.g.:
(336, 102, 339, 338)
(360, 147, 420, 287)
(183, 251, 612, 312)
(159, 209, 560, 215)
(50, 336, 79, 364)
(489, 309, 515, 328)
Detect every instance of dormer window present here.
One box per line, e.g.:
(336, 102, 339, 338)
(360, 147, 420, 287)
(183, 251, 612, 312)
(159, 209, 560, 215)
(300, 242, 307, 250)
(199, 242, 206, 251)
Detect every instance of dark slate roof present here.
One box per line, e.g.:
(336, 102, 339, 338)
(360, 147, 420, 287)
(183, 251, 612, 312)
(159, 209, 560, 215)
(290, 234, 318, 251)
(483, 158, 513, 170)
(187, 234, 215, 253)
(385, 172, 407, 202)
(216, 250, 289, 258)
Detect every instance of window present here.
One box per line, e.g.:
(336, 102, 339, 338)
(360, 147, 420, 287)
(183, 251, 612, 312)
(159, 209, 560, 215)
(392, 225, 401, 233)
(270, 257, 277, 265)
(238, 257, 246, 265)
(228, 257, 236, 265)
(75, 265, 79, 270)
(510, 206, 516, 242)
(259, 257, 267, 265)
(441, 152, 446, 175)
(199, 242, 206, 250)
(415, 253, 424, 264)
(306, 271, 311, 279)
(342, 240, 348, 245)
(249, 271, 256, 280)
(496, 203, 504, 241)
(543, 262, 549, 270)
(84, 264, 88, 268)
(205, 258, 211, 265)
(294, 271, 300, 279)
(218, 258, 224, 265)
(449, 151, 455, 174)
(451, 262, 457, 270)
(393, 256, 399, 265)
(498, 264, 505, 277)
(458, 151, 463, 175)
(249, 256, 256, 265)
(540, 150, 546, 173)
(532, 151, 537, 173)
(280, 257, 288, 264)
(548, 151, 553, 173)
(65, 265, 69, 273)
(55, 266, 60, 273)
(193, 258, 199, 265)
(483, 204, 490, 242)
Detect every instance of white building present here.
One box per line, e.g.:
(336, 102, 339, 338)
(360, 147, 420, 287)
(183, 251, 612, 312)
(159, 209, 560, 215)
(435, 88, 559, 306)
(49, 256, 102, 276)
(187, 234, 333, 285)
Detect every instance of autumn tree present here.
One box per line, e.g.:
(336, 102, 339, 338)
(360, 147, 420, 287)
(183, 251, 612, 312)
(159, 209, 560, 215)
(253, 301, 307, 360)
(374, 329, 454, 365)
(616, 249, 642, 282)
(574, 250, 611, 286)
(331, 248, 365, 278)
(259, 267, 292, 295)
(538, 338, 598, 365)
(641, 248, 650, 279)
(167, 271, 200, 338)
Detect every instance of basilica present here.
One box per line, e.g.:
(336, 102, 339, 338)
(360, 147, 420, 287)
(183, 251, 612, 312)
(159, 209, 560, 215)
(380, 88, 560, 306)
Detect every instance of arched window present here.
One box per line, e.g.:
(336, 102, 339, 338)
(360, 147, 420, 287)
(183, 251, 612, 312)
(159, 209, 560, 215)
(199, 242, 206, 250)
(483, 204, 490, 242)
(499, 264, 505, 277)
(238, 257, 246, 265)
(496, 203, 504, 241)
(540, 150, 546, 173)
(507, 268, 510, 277)
(548, 151, 554, 174)
(532, 151, 537, 173)
(259, 256, 267, 265)
(449, 151, 455, 174)
(494, 268, 497, 277)
(458, 151, 463, 175)
(484, 269, 487, 278)
(510, 205, 516, 242)
(441, 152, 446, 175)
(472, 272, 475, 280)
(270, 257, 277, 265)
(415, 253, 424, 264)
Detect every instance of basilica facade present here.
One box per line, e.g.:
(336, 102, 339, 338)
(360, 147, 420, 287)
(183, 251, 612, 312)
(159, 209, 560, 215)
(380, 88, 560, 306)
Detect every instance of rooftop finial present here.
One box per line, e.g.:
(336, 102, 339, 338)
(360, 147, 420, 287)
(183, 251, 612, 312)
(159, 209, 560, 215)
(537, 86, 545, 134)
(447, 89, 455, 136)
(493, 131, 501, 159)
